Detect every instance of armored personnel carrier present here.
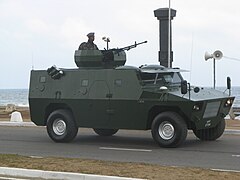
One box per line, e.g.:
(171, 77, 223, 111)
(29, 42, 234, 147)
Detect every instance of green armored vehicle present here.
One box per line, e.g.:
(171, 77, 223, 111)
(29, 42, 234, 147)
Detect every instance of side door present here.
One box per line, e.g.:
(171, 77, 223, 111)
(108, 70, 144, 129)
(88, 77, 111, 127)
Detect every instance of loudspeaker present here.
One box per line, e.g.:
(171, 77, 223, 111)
(204, 50, 223, 61)
(204, 51, 213, 61)
(213, 50, 223, 60)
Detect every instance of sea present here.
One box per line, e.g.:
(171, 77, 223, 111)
(0, 87, 240, 108)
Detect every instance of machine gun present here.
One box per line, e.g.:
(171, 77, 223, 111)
(102, 40, 147, 59)
(101, 41, 147, 64)
(115, 40, 147, 52)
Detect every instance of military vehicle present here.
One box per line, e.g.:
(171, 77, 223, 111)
(28, 41, 234, 148)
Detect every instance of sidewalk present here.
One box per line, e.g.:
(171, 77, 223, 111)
(0, 167, 143, 180)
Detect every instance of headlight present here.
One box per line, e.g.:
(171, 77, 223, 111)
(193, 105, 200, 111)
(225, 99, 233, 107)
(193, 102, 203, 111)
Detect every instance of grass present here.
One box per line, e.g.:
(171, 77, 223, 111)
(0, 154, 239, 180)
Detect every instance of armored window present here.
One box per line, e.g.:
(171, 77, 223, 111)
(81, 79, 89, 87)
(140, 73, 156, 84)
(114, 79, 122, 87)
(39, 76, 46, 83)
(140, 72, 182, 85)
(166, 72, 182, 84)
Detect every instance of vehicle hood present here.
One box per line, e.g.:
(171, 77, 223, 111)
(169, 87, 232, 101)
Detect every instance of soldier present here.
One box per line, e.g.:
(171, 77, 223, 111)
(78, 32, 99, 50)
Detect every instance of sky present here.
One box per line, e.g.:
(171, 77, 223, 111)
(0, 0, 240, 89)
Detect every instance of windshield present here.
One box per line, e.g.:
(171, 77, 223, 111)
(140, 72, 183, 86)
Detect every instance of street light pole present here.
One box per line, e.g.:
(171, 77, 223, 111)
(213, 58, 216, 89)
(168, 0, 171, 68)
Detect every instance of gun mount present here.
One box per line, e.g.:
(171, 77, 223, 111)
(74, 41, 147, 68)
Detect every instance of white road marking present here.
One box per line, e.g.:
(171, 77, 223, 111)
(232, 154, 240, 157)
(99, 147, 152, 152)
(211, 169, 240, 173)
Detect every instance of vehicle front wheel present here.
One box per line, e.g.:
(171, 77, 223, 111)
(46, 109, 78, 142)
(93, 129, 118, 136)
(193, 119, 225, 141)
(151, 111, 187, 148)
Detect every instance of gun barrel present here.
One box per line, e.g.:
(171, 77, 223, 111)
(139, 41, 148, 44)
(122, 40, 147, 51)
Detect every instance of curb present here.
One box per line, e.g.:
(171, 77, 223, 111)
(0, 122, 36, 127)
(0, 167, 143, 180)
(224, 129, 240, 135)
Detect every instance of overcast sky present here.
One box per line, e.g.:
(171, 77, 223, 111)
(1, 0, 240, 89)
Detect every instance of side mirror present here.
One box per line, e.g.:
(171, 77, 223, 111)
(227, 77, 231, 90)
(181, 80, 188, 94)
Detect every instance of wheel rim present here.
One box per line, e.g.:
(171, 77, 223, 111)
(53, 119, 66, 136)
(158, 121, 175, 140)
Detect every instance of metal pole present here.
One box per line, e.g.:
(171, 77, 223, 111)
(168, 0, 171, 68)
(159, 21, 161, 65)
(213, 58, 216, 89)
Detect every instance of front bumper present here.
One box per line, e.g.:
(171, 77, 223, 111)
(191, 97, 234, 130)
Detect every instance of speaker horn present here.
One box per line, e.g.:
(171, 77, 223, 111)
(213, 50, 223, 60)
(204, 50, 223, 61)
(204, 51, 213, 61)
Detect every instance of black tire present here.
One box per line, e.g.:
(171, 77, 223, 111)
(151, 111, 187, 148)
(46, 109, 78, 142)
(193, 119, 225, 141)
(93, 128, 118, 136)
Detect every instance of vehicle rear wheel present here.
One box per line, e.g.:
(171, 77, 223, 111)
(193, 119, 225, 141)
(46, 109, 78, 142)
(151, 111, 187, 148)
(93, 129, 118, 136)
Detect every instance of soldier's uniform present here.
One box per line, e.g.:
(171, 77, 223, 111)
(78, 32, 98, 50)
(78, 41, 98, 50)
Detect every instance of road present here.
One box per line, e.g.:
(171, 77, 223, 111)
(0, 126, 239, 171)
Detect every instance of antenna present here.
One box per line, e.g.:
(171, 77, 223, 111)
(189, 32, 194, 82)
(31, 51, 34, 70)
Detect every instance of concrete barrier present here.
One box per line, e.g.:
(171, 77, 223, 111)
(10, 111, 23, 122)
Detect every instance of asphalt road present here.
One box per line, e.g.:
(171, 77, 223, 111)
(0, 126, 239, 171)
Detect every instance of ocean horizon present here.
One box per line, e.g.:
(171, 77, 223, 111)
(0, 87, 240, 107)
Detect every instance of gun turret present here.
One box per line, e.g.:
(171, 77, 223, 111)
(74, 40, 147, 68)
